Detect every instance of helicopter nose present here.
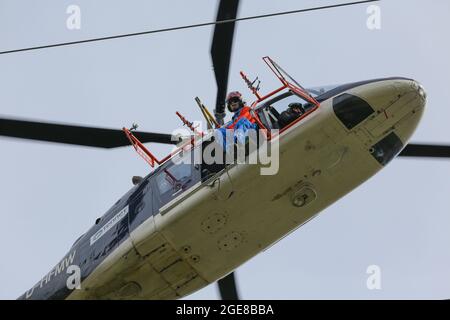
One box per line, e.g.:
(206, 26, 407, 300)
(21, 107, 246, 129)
(352, 79, 426, 146)
(331, 78, 426, 165)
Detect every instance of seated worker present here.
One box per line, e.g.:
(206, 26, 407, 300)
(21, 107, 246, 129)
(219, 91, 258, 146)
(278, 102, 304, 128)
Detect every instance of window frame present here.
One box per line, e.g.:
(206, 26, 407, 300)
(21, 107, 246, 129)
(255, 90, 316, 131)
(153, 153, 201, 208)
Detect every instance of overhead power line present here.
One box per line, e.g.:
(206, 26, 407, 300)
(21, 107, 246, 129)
(0, 0, 379, 56)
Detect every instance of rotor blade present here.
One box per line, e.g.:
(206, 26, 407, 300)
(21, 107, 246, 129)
(211, 0, 240, 125)
(399, 143, 450, 158)
(217, 272, 239, 300)
(0, 117, 177, 148)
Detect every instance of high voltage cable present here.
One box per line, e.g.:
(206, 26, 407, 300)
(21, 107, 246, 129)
(0, 0, 379, 55)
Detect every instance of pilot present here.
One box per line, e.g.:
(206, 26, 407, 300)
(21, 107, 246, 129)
(278, 102, 304, 128)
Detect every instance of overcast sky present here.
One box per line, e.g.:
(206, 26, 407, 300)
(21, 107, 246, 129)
(0, 0, 449, 299)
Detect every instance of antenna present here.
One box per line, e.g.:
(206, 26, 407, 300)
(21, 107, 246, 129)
(240, 71, 262, 100)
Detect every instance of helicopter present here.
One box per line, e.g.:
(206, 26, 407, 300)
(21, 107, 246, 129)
(1, 0, 449, 300)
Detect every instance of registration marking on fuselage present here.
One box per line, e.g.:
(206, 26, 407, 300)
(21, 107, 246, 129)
(90, 206, 129, 245)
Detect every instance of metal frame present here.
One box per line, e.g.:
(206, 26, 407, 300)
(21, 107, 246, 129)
(123, 56, 322, 169)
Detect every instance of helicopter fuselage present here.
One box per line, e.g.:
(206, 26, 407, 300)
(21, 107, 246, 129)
(19, 77, 425, 300)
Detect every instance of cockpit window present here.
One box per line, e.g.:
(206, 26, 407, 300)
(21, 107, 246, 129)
(256, 91, 315, 130)
(268, 92, 306, 112)
(156, 163, 191, 195)
(155, 154, 200, 207)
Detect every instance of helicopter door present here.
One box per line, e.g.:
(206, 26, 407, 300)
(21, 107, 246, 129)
(263, 56, 320, 108)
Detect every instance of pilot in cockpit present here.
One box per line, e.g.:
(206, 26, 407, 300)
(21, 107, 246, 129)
(278, 102, 305, 128)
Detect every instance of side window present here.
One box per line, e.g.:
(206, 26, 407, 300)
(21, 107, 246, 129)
(333, 93, 375, 130)
(155, 156, 199, 207)
(157, 164, 191, 194)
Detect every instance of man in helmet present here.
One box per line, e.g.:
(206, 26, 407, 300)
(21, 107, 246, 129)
(278, 102, 305, 129)
(225, 91, 257, 129)
(216, 91, 258, 152)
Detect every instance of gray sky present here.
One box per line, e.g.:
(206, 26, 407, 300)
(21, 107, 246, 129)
(0, 0, 449, 299)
